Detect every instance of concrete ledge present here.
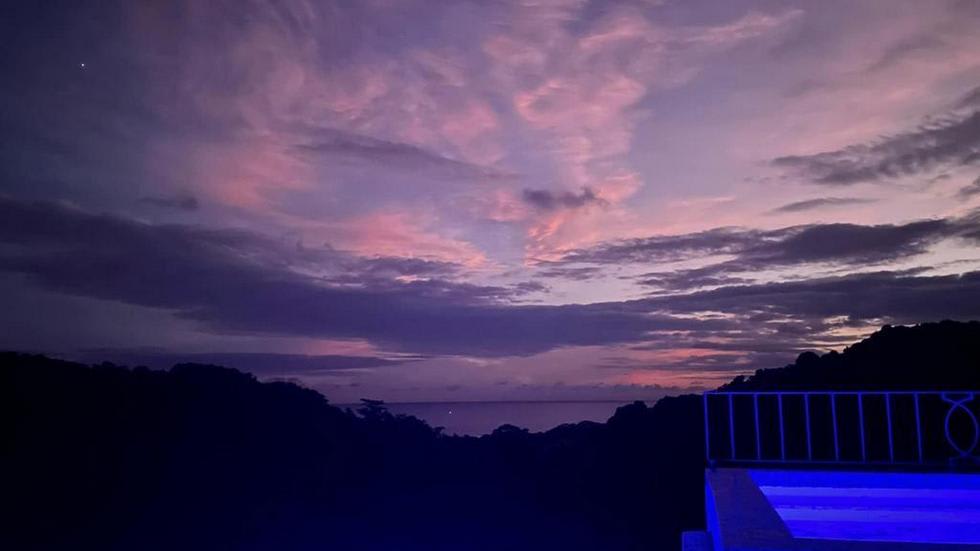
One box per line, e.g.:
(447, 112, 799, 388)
(707, 468, 792, 550)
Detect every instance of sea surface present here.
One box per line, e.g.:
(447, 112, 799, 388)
(379, 401, 635, 436)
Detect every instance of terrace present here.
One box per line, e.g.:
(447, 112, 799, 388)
(684, 391, 980, 550)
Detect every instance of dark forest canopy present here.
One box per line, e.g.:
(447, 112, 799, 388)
(2, 320, 979, 550)
(722, 319, 980, 390)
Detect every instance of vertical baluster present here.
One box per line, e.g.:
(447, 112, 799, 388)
(728, 394, 736, 461)
(830, 394, 839, 461)
(754, 394, 761, 460)
(804, 394, 812, 461)
(858, 393, 866, 462)
(778, 394, 785, 461)
(703, 393, 711, 465)
(885, 393, 895, 463)
(914, 393, 923, 463)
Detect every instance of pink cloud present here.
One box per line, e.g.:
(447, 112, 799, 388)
(319, 211, 488, 267)
(485, 5, 803, 254)
(125, 0, 816, 271)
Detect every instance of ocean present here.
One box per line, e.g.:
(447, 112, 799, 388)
(379, 401, 636, 436)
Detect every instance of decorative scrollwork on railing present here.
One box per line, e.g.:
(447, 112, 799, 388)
(942, 392, 979, 463)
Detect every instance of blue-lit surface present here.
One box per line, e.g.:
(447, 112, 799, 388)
(751, 470, 980, 545)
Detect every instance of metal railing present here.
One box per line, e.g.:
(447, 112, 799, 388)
(704, 390, 980, 469)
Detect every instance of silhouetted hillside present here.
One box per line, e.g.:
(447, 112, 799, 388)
(723, 320, 980, 390)
(0, 352, 704, 550)
(2, 320, 979, 550)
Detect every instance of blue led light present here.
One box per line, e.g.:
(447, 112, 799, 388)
(752, 470, 980, 544)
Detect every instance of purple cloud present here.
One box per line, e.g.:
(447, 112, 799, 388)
(0, 198, 710, 357)
(773, 102, 980, 185)
(768, 197, 876, 214)
(522, 188, 604, 211)
(560, 216, 977, 270)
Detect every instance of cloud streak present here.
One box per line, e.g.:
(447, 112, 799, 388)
(139, 195, 200, 211)
(3, 197, 979, 368)
(296, 129, 514, 182)
(773, 106, 980, 185)
(561, 216, 978, 271)
(641, 270, 980, 324)
(70, 350, 409, 377)
(522, 188, 604, 211)
(0, 198, 705, 357)
(768, 197, 876, 214)
(959, 176, 980, 199)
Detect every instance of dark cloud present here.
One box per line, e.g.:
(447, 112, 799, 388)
(743, 220, 950, 264)
(356, 256, 457, 277)
(536, 265, 604, 281)
(562, 217, 974, 270)
(565, 214, 980, 299)
(768, 196, 875, 214)
(560, 227, 765, 265)
(772, 104, 980, 185)
(958, 176, 980, 199)
(139, 194, 200, 211)
(522, 188, 605, 211)
(298, 130, 513, 181)
(958, 86, 980, 110)
(863, 34, 945, 74)
(0, 197, 711, 357)
(597, 349, 794, 375)
(2, 197, 978, 367)
(640, 270, 980, 324)
(324, 256, 461, 288)
(509, 281, 549, 295)
(605, 270, 980, 370)
(67, 350, 409, 377)
(637, 268, 751, 291)
(1, 197, 978, 376)
(604, 270, 980, 372)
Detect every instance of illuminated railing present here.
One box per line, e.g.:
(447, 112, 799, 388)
(704, 391, 980, 469)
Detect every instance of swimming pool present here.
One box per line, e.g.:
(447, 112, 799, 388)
(751, 469, 980, 545)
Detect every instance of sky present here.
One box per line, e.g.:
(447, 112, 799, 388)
(1, 0, 979, 403)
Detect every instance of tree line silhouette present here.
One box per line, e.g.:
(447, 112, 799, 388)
(2, 320, 978, 550)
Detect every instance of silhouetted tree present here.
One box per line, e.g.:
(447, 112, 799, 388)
(2, 320, 979, 550)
